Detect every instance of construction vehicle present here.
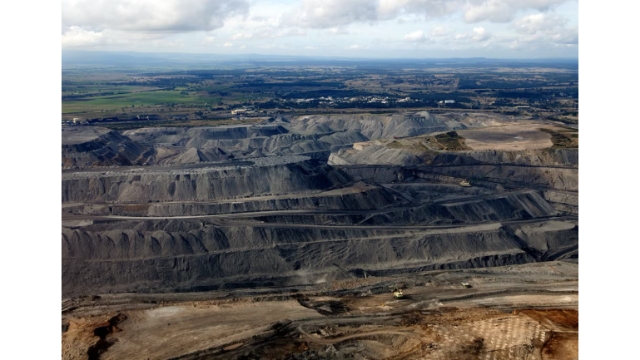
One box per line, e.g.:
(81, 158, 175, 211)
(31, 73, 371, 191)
(461, 282, 472, 288)
(393, 288, 404, 299)
(459, 179, 471, 187)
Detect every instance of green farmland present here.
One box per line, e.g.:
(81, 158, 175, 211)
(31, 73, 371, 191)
(62, 90, 214, 114)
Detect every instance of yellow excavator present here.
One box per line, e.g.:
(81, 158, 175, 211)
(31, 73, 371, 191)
(459, 179, 471, 187)
(393, 288, 404, 299)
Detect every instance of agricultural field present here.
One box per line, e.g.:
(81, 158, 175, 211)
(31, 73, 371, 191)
(61, 58, 578, 128)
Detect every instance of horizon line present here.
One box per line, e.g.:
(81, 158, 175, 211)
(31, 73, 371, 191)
(61, 49, 579, 61)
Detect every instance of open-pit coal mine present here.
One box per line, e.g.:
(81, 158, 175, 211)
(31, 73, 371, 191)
(62, 111, 578, 360)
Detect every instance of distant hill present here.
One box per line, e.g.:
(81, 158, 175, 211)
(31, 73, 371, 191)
(61, 50, 578, 70)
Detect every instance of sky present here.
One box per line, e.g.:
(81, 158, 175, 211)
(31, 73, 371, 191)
(61, 0, 578, 58)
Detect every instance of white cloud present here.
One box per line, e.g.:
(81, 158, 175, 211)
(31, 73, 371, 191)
(280, 28, 307, 37)
(62, 0, 249, 32)
(472, 27, 490, 41)
(61, 26, 104, 47)
(512, 13, 571, 35)
(232, 32, 253, 40)
(463, 0, 569, 23)
(511, 13, 578, 46)
(290, 0, 456, 28)
(291, 0, 378, 28)
(379, 0, 460, 20)
(404, 30, 427, 42)
(328, 27, 350, 35)
(513, 13, 557, 34)
(60, 0, 577, 57)
(220, 11, 306, 40)
(284, 0, 574, 30)
(426, 26, 492, 46)
(61, 26, 182, 49)
(430, 26, 449, 37)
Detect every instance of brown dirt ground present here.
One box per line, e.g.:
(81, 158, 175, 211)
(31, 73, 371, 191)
(63, 302, 579, 360)
(542, 331, 578, 360)
(62, 315, 118, 360)
(539, 127, 579, 148)
(457, 122, 554, 151)
(517, 309, 578, 331)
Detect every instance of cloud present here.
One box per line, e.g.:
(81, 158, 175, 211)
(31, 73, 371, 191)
(328, 27, 350, 35)
(291, 0, 378, 28)
(287, 0, 573, 28)
(552, 29, 578, 45)
(231, 32, 253, 40)
(61, 26, 182, 49)
(61, 26, 104, 47)
(220, 11, 306, 40)
(403, 26, 492, 48)
(202, 34, 216, 44)
(62, 0, 249, 32)
(378, 0, 460, 20)
(463, 0, 569, 23)
(427, 26, 493, 46)
(404, 30, 427, 42)
(290, 0, 455, 28)
(430, 26, 450, 37)
(60, 0, 577, 56)
(512, 12, 570, 35)
(471, 27, 490, 41)
(511, 13, 578, 46)
(280, 28, 307, 37)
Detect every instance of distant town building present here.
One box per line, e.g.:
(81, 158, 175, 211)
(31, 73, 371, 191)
(232, 107, 255, 115)
(172, 114, 189, 120)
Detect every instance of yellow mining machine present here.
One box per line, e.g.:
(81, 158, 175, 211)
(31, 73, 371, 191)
(393, 288, 404, 299)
